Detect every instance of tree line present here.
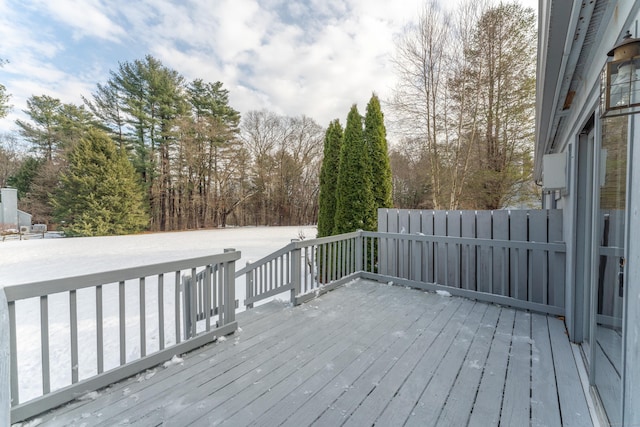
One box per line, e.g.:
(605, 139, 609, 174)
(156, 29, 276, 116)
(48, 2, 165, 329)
(0, 0, 539, 236)
(1, 56, 324, 234)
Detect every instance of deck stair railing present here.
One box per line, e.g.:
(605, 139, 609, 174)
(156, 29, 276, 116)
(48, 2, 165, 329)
(235, 231, 566, 316)
(1, 249, 239, 424)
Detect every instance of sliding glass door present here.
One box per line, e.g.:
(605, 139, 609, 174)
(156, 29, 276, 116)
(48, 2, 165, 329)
(592, 115, 627, 425)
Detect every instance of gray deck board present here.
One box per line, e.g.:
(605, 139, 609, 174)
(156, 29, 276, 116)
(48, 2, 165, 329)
(333, 298, 471, 427)
(531, 313, 562, 427)
(403, 302, 489, 426)
(499, 310, 531, 426)
(101, 284, 388, 426)
(467, 307, 516, 427)
(240, 287, 441, 426)
(548, 316, 592, 427)
(27, 279, 593, 427)
(371, 300, 485, 426)
(548, 318, 591, 426)
(434, 304, 500, 426)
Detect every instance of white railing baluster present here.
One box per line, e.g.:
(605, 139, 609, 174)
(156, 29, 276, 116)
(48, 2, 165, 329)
(119, 280, 126, 365)
(189, 268, 196, 339)
(1, 290, 11, 423)
(514, 248, 520, 299)
(286, 252, 290, 285)
(40, 295, 50, 394)
(158, 274, 164, 350)
(96, 285, 103, 374)
(139, 277, 146, 357)
(291, 246, 302, 304)
(69, 290, 79, 384)
(311, 245, 317, 288)
(304, 247, 309, 292)
(245, 262, 254, 310)
(174, 272, 181, 344)
(204, 266, 211, 331)
(217, 264, 224, 325)
(8, 300, 18, 406)
(212, 265, 218, 319)
(223, 249, 236, 325)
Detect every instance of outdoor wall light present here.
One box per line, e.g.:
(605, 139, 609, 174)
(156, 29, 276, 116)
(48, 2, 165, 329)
(601, 31, 640, 117)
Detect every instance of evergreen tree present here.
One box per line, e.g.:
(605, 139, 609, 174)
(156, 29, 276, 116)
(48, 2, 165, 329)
(53, 129, 148, 236)
(334, 105, 375, 233)
(7, 157, 42, 199)
(16, 95, 63, 161)
(317, 119, 343, 237)
(364, 94, 393, 213)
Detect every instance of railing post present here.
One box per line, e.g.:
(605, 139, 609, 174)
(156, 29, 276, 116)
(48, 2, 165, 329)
(355, 230, 363, 273)
(223, 249, 236, 325)
(245, 261, 254, 309)
(182, 275, 193, 339)
(0, 288, 10, 426)
(291, 242, 302, 305)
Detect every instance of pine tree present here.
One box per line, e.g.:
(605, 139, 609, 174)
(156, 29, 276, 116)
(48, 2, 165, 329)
(53, 129, 148, 236)
(364, 94, 393, 216)
(334, 105, 375, 234)
(317, 119, 343, 237)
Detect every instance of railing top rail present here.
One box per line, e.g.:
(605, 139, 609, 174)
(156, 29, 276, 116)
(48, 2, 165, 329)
(234, 231, 362, 278)
(4, 250, 241, 302)
(361, 231, 566, 252)
(291, 231, 361, 249)
(234, 242, 296, 277)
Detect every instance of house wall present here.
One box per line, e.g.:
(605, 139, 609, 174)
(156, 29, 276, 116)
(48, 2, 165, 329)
(542, 3, 640, 424)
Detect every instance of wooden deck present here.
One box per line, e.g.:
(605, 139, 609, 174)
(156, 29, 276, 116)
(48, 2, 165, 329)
(31, 280, 592, 426)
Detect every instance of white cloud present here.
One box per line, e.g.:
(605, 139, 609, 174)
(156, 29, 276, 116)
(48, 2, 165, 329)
(0, 0, 537, 138)
(31, 0, 126, 42)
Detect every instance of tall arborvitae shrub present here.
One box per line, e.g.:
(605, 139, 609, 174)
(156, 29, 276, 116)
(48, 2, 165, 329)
(53, 129, 149, 236)
(317, 119, 343, 237)
(364, 93, 393, 216)
(333, 105, 375, 234)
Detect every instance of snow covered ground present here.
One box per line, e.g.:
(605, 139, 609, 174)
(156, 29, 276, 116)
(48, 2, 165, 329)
(0, 226, 317, 404)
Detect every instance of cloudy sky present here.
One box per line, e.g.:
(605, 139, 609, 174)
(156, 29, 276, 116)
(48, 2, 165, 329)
(0, 0, 537, 140)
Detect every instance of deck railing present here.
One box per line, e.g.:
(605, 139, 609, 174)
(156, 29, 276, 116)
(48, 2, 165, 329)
(1, 249, 239, 424)
(235, 231, 566, 316)
(235, 231, 370, 308)
(2, 228, 567, 424)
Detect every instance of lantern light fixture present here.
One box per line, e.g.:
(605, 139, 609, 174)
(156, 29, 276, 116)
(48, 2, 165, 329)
(601, 31, 640, 117)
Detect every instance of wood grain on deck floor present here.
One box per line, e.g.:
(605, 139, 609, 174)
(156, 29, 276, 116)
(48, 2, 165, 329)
(35, 279, 592, 426)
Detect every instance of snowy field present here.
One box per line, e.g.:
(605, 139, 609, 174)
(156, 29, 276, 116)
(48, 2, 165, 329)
(0, 226, 317, 404)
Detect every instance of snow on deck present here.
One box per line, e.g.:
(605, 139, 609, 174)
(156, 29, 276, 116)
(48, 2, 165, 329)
(26, 280, 593, 427)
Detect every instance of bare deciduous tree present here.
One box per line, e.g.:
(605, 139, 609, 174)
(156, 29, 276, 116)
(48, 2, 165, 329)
(389, 0, 537, 210)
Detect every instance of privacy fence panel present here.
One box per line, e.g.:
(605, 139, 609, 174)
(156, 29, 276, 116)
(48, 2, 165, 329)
(377, 209, 565, 307)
